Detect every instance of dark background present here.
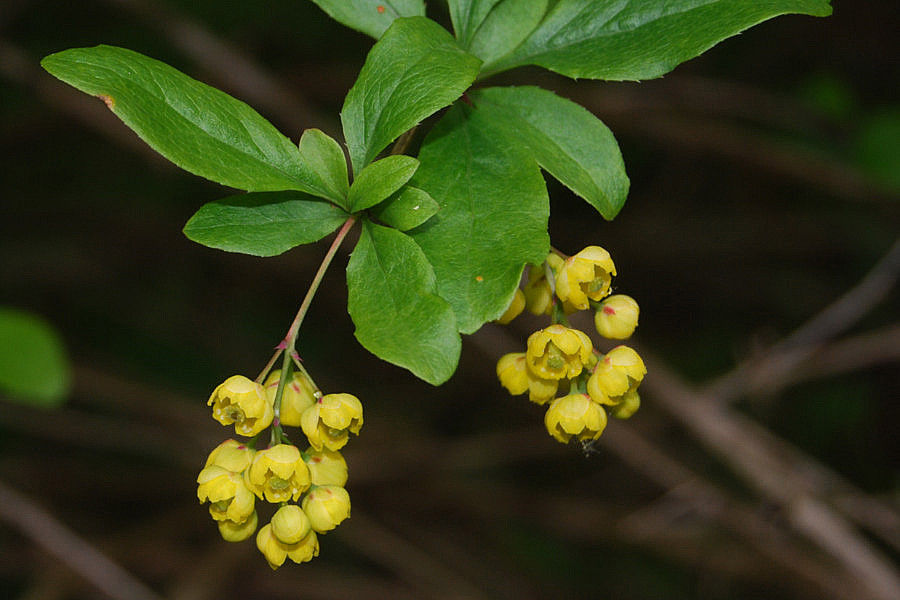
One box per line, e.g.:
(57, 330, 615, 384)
(1, 1, 898, 599)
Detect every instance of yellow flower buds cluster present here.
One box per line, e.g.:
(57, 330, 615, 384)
(496, 245, 645, 445)
(199, 368, 360, 568)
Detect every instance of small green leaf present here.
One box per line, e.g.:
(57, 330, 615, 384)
(0, 307, 69, 407)
(484, 0, 833, 80)
(183, 192, 349, 257)
(308, 0, 425, 39)
(468, 0, 548, 69)
(298, 129, 350, 206)
(341, 17, 482, 175)
(347, 155, 419, 212)
(41, 46, 324, 193)
(471, 86, 629, 219)
(371, 186, 439, 231)
(448, 0, 503, 47)
(347, 221, 461, 385)
(410, 103, 550, 334)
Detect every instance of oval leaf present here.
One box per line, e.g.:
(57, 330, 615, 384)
(341, 17, 482, 175)
(309, 0, 425, 39)
(410, 103, 550, 334)
(0, 307, 70, 407)
(484, 0, 833, 80)
(471, 86, 629, 219)
(346, 221, 461, 385)
(348, 155, 419, 212)
(298, 129, 350, 206)
(370, 186, 439, 231)
(183, 192, 349, 257)
(41, 46, 324, 193)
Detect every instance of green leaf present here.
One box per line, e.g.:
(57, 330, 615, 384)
(370, 186, 439, 231)
(183, 192, 349, 257)
(341, 17, 482, 175)
(471, 86, 628, 219)
(483, 0, 833, 80)
(448, 0, 503, 47)
(410, 103, 550, 334)
(308, 0, 425, 39)
(0, 307, 69, 407)
(41, 45, 324, 193)
(468, 0, 548, 69)
(347, 155, 419, 212)
(346, 221, 461, 385)
(298, 129, 350, 206)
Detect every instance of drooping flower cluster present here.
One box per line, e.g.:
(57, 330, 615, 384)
(198, 367, 360, 568)
(496, 246, 645, 445)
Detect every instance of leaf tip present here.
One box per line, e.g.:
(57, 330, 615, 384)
(97, 94, 115, 110)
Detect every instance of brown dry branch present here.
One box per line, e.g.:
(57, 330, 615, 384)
(0, 480, 164, 600)
(641, 361, 900, 600)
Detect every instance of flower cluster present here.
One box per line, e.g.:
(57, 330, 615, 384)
(496, 246, 645, 445)
(198, 367, 361, 568)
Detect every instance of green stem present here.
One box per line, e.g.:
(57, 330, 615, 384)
(262, 215, 357, 442)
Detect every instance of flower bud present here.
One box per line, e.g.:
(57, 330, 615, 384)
(496, 353, 529, 395)
(204, 439, 255, 473)
(523, 254, 565, 315)
(594, 294, 639, 339)
(302, 485, 351, 533)
(218, 510, 258, 542)
(496, 288, 526, 324)
(611, 389, 640, 420)
(264, 369, 317, 427)
(270, 504, 311, 544)
(496, 352, 559, 405)
(304, 448, 349, 487)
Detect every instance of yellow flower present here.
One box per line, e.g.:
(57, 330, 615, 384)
(496, 352, 559, 405)
(586, 345, 646, 404)
(302, 485, 351, 533)
(523, 254, 565, 315)
(270, 504, 312, 544)
(301, 393, 363, 451)
(594, 294, 639, 340)
(304, 448, 348, 487)
(218, 510, 258, 542)
(525, 324, 593, 380)
(610, 389, 640, 419)
(555, 246, 616, 310)
(246, 444, 310, 503)
(208, 375, 274, 437)
(496, 352, 529, 395)
(197, 465, 256, 523)
(256, 522, 319, 569)
(204, 439, 255, 472)
(544, 393, 608, 444)
(606, 345, 647, 383)
(264, 369, 317, 427)
(495, 288, 526, 324)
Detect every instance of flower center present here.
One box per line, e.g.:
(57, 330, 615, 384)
(269, 477, 291, 491)
(545, 344, 566, 371)
(225, 405, 245, 423)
